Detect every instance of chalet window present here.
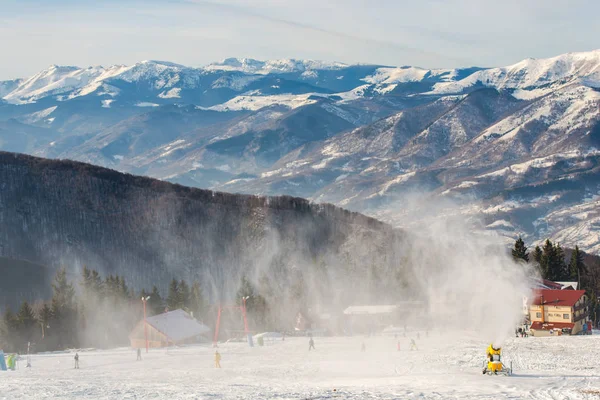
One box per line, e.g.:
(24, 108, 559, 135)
(536, 312, 542, 318)
(563, 314, 569, 319)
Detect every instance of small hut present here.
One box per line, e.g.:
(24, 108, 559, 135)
(129, 309, 210, 348)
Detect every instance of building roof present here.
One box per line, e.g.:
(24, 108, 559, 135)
(145, 309, 210, 342)
(555, 281, 578, 290)
(531, 289, 586, 307)
(530, 321, 575, 331)
(542, 279, 564, 290)
(343, 305, 398, 315)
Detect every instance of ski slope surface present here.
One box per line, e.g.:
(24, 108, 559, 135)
(1, 334, 600, 399)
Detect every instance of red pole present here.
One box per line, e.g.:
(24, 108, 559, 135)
(242, 297, 249, 334)
(143, 298, 149, 353)
(213, 306, 222, 347)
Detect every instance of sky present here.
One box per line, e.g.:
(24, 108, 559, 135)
(1, 0, 599, 79)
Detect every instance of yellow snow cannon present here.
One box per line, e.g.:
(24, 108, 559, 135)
(482, 344, 512, 376)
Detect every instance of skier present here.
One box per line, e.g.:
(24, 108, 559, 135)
(361, 342, 366, 352)
(397, 341, 401, 351)
(409, 339, 418, 351)
(74, 353, 80, 369)
(308, 337, 315, 351)
(136, 348, 142, 361)
(214, 350, 221, 368)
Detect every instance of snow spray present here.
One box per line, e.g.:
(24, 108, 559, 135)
(387, 194, 537, 346)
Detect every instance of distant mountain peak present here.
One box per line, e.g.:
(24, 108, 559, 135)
(205, 57, 349, 74)
(138, 60, 187, 68)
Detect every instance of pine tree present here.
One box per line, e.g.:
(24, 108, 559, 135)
(37, 303, 52, 339)
(118, 276, 129, 300)
(179, 280, 191, 311)
(18, 301, 36, 328)
(569, 245, 586, 286)
(104, 275, 116, 299)
(50, 267, 77, 349)
(81, 266, 92, 292)
(512, 237, 529, 262)
(91, 269, 103, 293)
(1, 308, 17, 351)
(17, 301, 37, 349)
(540, 240, 554, 279)
(533, 245, 543, 264)
(166, 279, 180, 310)
(236, 275, 268, 329)
(51, 267, 76, 318)
(148, 286, 164, 315)
(190, 281, 206, 319)
(80, 266, 100, 314)
(554, 243, 567, 280)
(236, 275, 254, 304)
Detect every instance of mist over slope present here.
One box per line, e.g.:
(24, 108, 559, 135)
(0, 152, 534, 344)
(0, 152, 403, 308)
(2, 51, 599, 251)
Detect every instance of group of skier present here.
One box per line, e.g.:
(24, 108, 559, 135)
(65, 332, 421, 371)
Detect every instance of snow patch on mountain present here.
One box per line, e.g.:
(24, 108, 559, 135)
(431, 49, 600, 95)
(3, 65, 94, 104)
(364, 66, 453, 85)
(158, 88, 182, 99)
(476, 85, 600, 145)
(375, 172, 416, 196)
(211, 75, 261, 91)
(546, 199, 600, 253)
(208, 93, 317, 111)
(160, 139, 190, 157)
(25, 106, 57, 122)
(0, 79, 22, 98)
(205, 58, 348, 74)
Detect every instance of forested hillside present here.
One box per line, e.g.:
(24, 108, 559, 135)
(0, 151, 405, 311)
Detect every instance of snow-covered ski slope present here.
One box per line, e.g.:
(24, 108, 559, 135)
(1, 334, 599, 399)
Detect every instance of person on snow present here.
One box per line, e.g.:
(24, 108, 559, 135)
(214, 350, 221, 368)
(137, 348, 142, 361)
(308, 337, 315, 351)
(361, 342, 366, 352)
(74, 353, 80, 369)
(409, 339, 418, 351)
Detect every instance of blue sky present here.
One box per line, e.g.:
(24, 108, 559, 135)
(1, 0, 599, 79)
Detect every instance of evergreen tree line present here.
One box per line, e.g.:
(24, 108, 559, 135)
(512, 237, 586, 283)
(512, 236, 598, 324)
(0, 267, 213, 353)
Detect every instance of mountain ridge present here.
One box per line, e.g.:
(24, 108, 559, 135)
(2, 49, 600, 253)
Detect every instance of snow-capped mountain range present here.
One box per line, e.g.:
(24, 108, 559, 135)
(2, 50, 600, 252)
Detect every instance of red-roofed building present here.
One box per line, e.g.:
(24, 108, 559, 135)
(529, 290, 590, 336)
